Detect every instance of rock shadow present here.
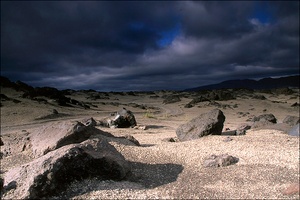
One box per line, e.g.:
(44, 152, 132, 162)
(128, 161, 184, 188)
(146, 125, 166, 129)
(50, 161, 184, 199)
(140, 144, 156, 147)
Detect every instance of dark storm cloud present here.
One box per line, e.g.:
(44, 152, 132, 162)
(179, 1, 255, 39)
(1, 1, 299, 91)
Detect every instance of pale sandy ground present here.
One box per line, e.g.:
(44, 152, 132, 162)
(0, 87, 299, 199)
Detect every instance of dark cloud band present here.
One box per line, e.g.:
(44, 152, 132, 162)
(1, 1, 299, 91)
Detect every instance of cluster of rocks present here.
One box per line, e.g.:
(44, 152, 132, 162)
(0, 120, 139, 199)
(0, 94, 21, 105)
(174, 108, 250, 140)
(1, 106, 298, 199)
(1, 76, 299, 198)
(206, 101, 238, 109)
(221, 123, 252, 136)
(273, 87, 295, 95)
(86, 92, 110, 100)
(175, 108, 299, 141)
(0, 106, 142, 198)
(22, 87, 92, 108)
(174, 108, 299, 170)
(0, 76, 92, 109)
(182, 87, 297, 102)
(162, 95, 181, 104)
(0, 76, 34, 92)
(174, 109, 241, 168)
(248, 113, 299, 136)
(174, 108, 239, 138)
(1, 107, 247, 198)
(184, 90, 235, 108)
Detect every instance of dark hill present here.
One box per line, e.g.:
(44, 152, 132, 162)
(185, 75, 299, 91)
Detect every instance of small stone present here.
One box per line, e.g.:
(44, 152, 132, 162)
(223, 137, 233, 142)
(203, 154, 239, 167)
(81, 117, 97, 127)
(47, 172, 53, 180)
(169, 137, 179, 142)
(236, 123, 251, 135)
(134, 125, 147, 130)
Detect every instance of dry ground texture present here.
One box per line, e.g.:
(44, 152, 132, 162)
(1, 87, 299, 199)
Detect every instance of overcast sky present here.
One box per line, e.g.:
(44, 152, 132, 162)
(1, 1, 299, 91)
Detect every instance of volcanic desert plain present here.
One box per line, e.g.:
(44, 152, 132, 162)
(0, 77, 299, 199)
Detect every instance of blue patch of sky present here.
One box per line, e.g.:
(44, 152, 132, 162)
(157, 22, 181, 48)
(129, 20, 182, 48)
(251, 2, 275, 24)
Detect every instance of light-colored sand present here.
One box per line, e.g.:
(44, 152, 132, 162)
(0, 88, 299, 199)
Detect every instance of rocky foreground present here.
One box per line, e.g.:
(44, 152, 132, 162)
(0, 77, 299, 199)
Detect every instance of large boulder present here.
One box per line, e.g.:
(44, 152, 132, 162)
(2, 138, 131, 199)
(252, 113, 277, 123)
(252, 113, 277, 128)
(100, 108, 137, 128)
(113, 108, 137, 128)
(30, 121, 113, 158)
(176, 109, 225, 141)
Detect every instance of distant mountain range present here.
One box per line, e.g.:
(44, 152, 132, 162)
(1, 75, 299, 92)
(185, 75, 299, 91)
